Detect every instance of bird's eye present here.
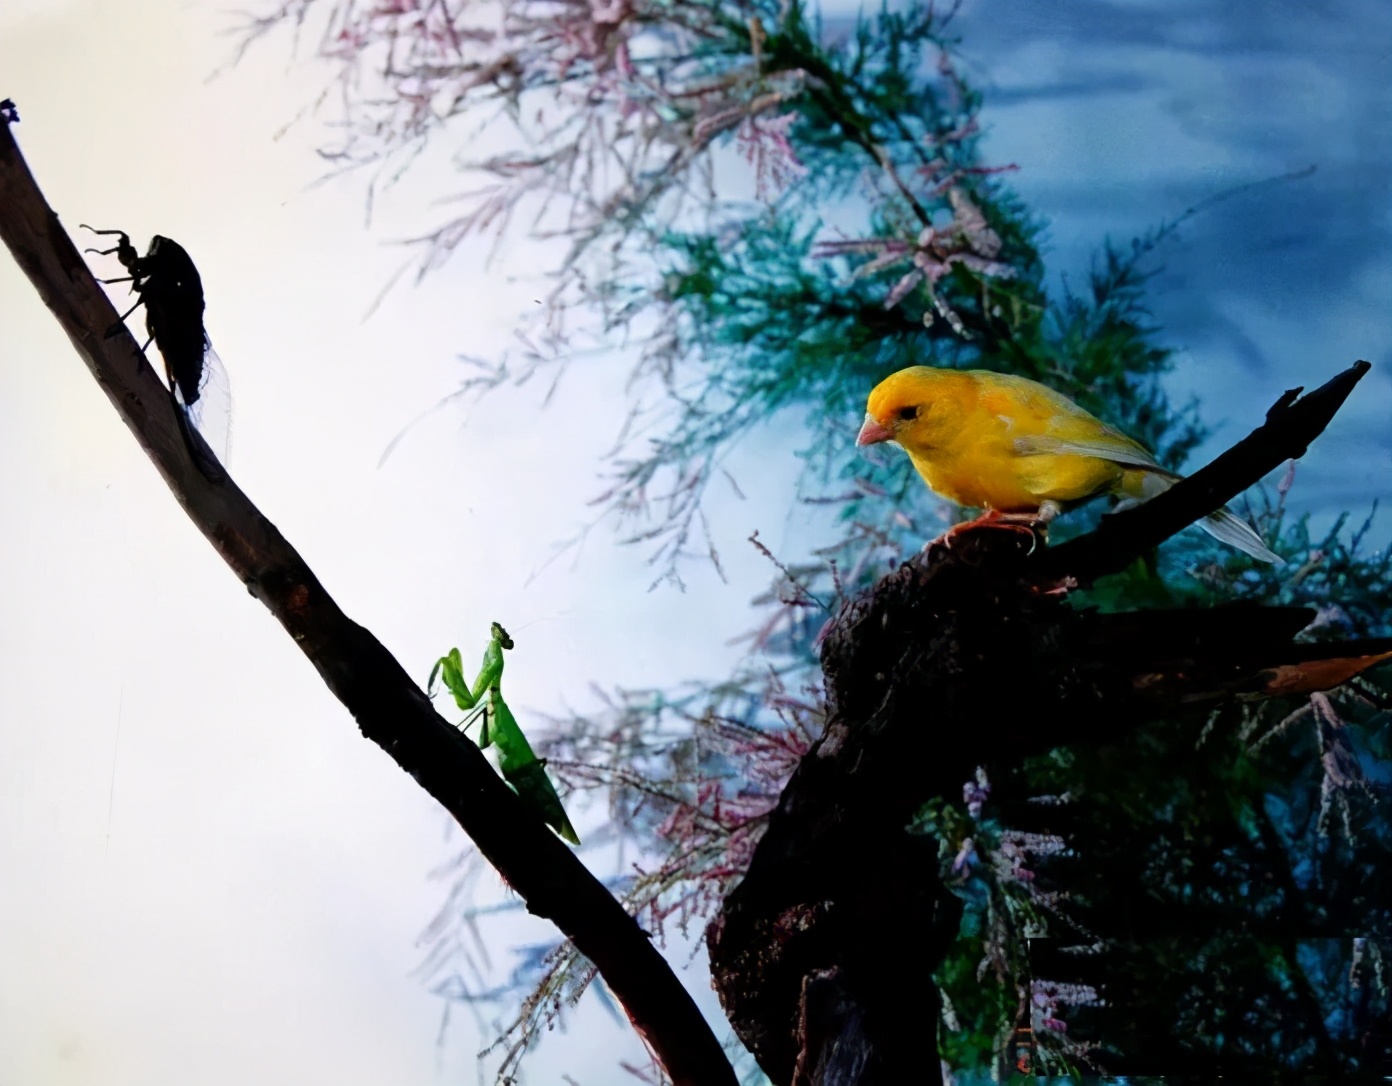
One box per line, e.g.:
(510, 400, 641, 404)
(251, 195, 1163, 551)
(897, 405, 920, 421)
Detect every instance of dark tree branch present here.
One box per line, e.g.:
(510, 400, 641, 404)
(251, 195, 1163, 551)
(711, 455, 1388, 1085)
(1040, 359, 1372, 585)
(0, 119, 736, 1086)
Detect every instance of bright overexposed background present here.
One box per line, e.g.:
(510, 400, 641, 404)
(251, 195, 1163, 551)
(0, 3, 765, 1083)
(1, 1, 1387, 1084)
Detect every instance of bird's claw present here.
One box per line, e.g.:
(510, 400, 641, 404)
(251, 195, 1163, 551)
(930, 508, 1051, 556)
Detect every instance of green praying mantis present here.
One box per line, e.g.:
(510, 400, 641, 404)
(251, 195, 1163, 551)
(428, 622, 580, 846)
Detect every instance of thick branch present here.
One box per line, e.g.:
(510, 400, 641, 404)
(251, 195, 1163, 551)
(1040, 359, 1372, 585)
(0, 119, 736, 1086)
(711, 519, 1390, 1084)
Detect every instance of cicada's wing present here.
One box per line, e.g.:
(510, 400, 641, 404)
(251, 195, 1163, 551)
(176, 339, 233, 467)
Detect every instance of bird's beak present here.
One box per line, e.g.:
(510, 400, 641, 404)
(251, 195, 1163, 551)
(856, 414, 894, 446)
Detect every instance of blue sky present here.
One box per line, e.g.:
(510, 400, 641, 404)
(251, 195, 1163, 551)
(948, 0, 1391, 522)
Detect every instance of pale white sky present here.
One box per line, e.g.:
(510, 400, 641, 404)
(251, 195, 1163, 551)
(0, 2, 771, 1083)
(2, 2, 1388, 1085)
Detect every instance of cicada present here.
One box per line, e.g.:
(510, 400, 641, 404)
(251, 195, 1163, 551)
(82, 226, 232, 478)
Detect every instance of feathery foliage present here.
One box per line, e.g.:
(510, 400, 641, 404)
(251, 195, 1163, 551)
(242, 0, 1390, 1079)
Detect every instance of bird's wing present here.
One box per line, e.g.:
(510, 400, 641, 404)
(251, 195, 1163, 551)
(973, 374, 1162, 469)
(976, 372, 1092, 429)
(992, 380, 1284, 565)
(1012, 430, 1171, 474)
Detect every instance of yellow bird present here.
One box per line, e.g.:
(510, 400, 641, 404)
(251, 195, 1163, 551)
(856, 366, 1282, 563)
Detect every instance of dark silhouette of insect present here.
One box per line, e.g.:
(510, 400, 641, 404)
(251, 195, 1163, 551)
(1, 98, 19, 124)
(81, 226, 231, 478)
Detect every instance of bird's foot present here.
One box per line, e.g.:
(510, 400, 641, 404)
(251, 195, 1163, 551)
(925, 504, 1059, 556)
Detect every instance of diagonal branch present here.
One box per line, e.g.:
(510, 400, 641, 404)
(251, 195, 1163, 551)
(1040, 359, 1372, 585)
(0, 117, 736, 1086)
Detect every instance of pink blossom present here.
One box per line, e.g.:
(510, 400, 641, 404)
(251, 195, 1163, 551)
(963, 767, 991, 818)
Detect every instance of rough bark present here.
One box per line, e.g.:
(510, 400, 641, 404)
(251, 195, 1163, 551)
(708, 364, 1384, 1084)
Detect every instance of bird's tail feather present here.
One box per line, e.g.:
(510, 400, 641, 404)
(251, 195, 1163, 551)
(1200, 507, 1284, 565)
(1125, 471, 1283, 564)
